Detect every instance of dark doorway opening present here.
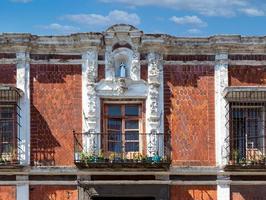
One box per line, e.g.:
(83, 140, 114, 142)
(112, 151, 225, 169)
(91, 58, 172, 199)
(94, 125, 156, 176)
(92, 197, 155, 200)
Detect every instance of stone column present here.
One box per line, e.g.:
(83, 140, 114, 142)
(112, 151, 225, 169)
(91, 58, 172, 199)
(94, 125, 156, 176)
(215, 52, 229, 167)
(82, 49, 99, 154)
(217, 176, 230, 200)
(16, 176, 29, 200)
(16, 52, 30, 165)
(146, 52, 163, 157)
(215, 53, 230, 200)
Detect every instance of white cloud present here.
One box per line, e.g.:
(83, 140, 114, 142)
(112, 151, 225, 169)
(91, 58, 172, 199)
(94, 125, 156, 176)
(99, 0, 252, 17)
(10, 0, 32, 3)
(170, 16, 207, 27)
(37, 23, 80, 33)
(240, 8, 265, 16)
(187, 28, 202, 34)
(62, 10, 140, 27)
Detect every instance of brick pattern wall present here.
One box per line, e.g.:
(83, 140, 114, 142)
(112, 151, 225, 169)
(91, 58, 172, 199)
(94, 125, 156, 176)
(164, 65, 215, 166)
(0, 186, 16, 200)
(98, 64, 105, 82)
(229, 66, 266, 86)
(164, 55, 215, 61)
(140, 64, 148, 81)
(30, 64, 82, 166)
(229, 55, 266, 60)
(171, 186, 217, 200)
(231, 185, 266, 200)
(30, 186, 77, 200)
(0, 53, 16, 59)
(0, 65, 16, 84)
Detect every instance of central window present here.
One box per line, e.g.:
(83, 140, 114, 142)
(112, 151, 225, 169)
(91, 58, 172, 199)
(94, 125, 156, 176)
(103, 102, 143, 157)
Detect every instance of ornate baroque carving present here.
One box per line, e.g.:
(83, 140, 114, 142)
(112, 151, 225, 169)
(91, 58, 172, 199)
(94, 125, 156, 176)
(130, 51, 140, 81)
(147, 52, 161, 126)
(86, 50, 98, 130)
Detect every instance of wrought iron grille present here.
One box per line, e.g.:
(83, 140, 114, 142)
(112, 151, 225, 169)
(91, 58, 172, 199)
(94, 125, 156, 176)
(73, 131, 171, 169)
(225, 90, 266, 168)
(0, 85, 22, 166)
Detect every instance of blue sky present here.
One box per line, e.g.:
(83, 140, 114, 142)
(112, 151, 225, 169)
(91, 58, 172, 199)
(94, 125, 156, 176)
(1, 0, 266, 36)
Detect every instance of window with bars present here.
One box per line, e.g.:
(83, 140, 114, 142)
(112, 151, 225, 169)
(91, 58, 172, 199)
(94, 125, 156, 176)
(226, 89, 266, 166)
(0, 86, 22, 164)
(0, 105, 17, 158)
(230, 104, 265, 162)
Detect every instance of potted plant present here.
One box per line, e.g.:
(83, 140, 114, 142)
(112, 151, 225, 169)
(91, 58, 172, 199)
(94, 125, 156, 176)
(231, 150, 239, 164)
(152, 152, 161, 163)
(109, 152, 115, 163)
(97, 150, 104, 163)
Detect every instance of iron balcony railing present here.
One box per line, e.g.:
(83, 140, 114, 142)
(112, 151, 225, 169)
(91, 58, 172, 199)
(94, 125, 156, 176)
(0, 119, 22, 167)
(73, 131, 171, 170)
(225, 135, 266, 169)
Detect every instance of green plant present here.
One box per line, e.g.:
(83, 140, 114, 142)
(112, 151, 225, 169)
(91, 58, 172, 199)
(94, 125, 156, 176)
(232, 150, 239, 163)
(133, 152, 142, 162)
(109, 152, 115, 161)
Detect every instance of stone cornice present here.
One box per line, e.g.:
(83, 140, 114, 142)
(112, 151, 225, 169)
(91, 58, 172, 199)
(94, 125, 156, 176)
(0, 24, 266, 54)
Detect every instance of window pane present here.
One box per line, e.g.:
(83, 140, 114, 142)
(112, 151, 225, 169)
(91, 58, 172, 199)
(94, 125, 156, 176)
(125, 105, 139, 116)
(108, 105, 121, 117)
(125, 142, 139, 152)
(108, 142, 122, 152)
(108, 131, 122, 141)
(108, 119, 122, 130)
(125, 131, 139, 140)
(0, 107, 13, 119)
(125, 120, 139, 129)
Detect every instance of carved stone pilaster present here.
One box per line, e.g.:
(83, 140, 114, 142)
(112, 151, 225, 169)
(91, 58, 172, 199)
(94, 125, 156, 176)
(82, 49, 99, 153)
(146, 52, 163, 156)
(147, 52, 162, 129)
(105, 46, 114, 80)
(85, 50, 98, 131)
(130, 51, 140, 81)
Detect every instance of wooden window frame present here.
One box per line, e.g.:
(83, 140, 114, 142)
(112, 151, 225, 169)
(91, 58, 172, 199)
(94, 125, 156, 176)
(102, 100, 146, 158)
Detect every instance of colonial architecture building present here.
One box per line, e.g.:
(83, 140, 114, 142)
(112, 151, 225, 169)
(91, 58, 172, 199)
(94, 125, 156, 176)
(0, 24, 266, 200)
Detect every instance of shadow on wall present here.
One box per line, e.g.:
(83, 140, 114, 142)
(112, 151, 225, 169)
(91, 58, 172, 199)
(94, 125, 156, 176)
(30, 186, 78, 200)
(31, 105, 60, 166)
(171, 186, 217, 200)
(229, 66, 266, 86)
(231, 185, 266, 200)
(30, 64, 82, 166)
(164, 65, 215, 166)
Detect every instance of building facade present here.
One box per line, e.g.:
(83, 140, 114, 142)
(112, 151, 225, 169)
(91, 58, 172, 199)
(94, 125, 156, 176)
(0, 24, 266, 200)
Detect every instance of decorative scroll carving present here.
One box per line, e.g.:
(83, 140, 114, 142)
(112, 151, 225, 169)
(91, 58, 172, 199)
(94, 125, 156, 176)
(105, 47, 115, 80)
(86, 50, 98, 130)
(130, 51, 140, 81)
(146, 52, 162, 156)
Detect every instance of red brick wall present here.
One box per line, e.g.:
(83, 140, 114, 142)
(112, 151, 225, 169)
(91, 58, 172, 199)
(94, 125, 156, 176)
(30, 64, 82, 166)
(231, 185, 266, 200)
(0, 186, 16, 200)
(140, 64, 148, 81)
(229, 66, 266, 86)
(98, 64, 105, 82)
(171, 185, 217, 200)
(164, 65, 215, 166)
(30, 185, 77, 200)
(0, 65, 16, 84)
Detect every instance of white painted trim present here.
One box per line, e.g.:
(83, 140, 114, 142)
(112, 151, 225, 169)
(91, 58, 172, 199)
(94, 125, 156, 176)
(217, 183, 230, 200)
(16, 52, 30, 166)
(82, 49, 98, 153)
(16, 183, 29, 200)
(215, 53, 229, 168)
